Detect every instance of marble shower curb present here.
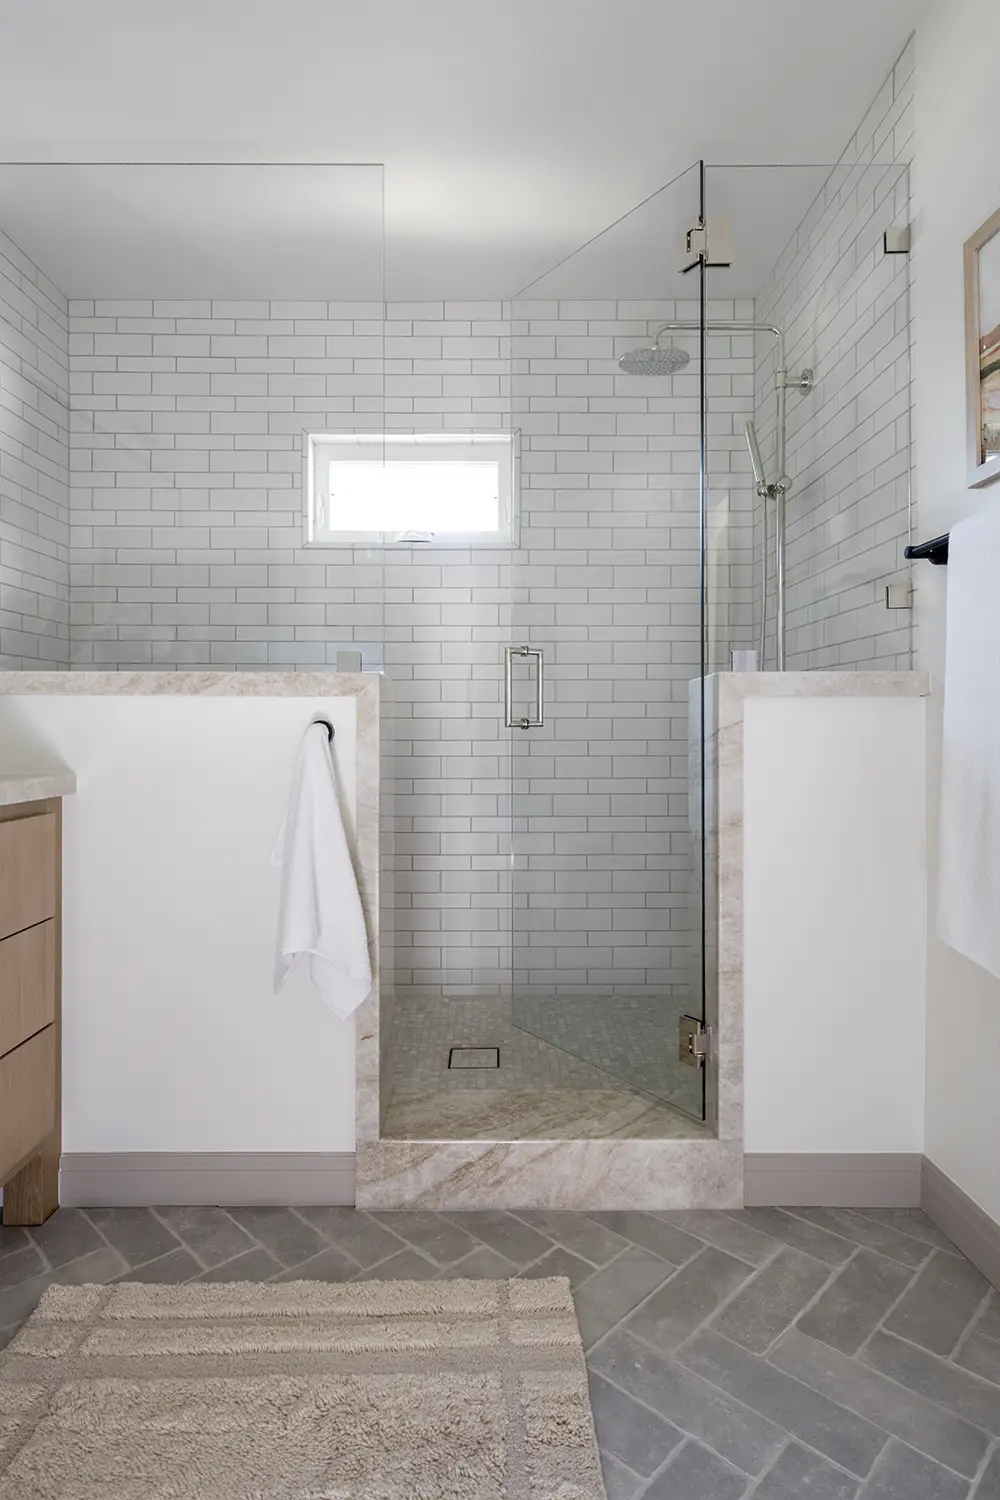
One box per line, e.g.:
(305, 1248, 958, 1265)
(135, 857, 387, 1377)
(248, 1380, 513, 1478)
(354, 1140, 744, 1211)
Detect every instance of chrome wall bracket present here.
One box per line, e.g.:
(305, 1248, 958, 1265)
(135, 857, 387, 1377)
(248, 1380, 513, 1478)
(777, 367, 814, 393)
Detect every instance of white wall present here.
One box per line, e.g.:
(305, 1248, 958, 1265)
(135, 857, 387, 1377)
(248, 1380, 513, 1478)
(0, 694, 359, 1153)
(743, 695, 926, 1153)
(913, 0, 1000, 1223)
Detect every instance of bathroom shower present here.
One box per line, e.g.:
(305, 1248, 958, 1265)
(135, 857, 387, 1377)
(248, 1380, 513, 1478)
(619, 322, 813, 669)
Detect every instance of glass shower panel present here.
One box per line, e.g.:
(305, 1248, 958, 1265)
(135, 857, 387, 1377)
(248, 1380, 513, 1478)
(507, 162, 709, 1123)
(702, 162, 913, 674)
(0, 162, 387, 673)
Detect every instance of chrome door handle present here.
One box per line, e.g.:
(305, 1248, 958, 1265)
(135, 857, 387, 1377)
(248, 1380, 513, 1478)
(504, 645, 544, 729)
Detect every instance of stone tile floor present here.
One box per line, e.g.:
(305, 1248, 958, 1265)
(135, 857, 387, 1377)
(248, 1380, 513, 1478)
(1, 1204, 999, 1498)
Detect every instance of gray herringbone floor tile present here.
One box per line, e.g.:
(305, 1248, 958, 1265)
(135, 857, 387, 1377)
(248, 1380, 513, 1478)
(769, 1328, 989, 1478)
(642, 1438, 748, 1499)
(751, 1442, 859, 1500)
(884, 1250, 991, 1356)
(0, 1204, 996, 1496)
(711, 1247, 831, 1353)
(153, 1205, 257, 1268)
(678, 1329, 889, 1477)
(621, 1246, 753, 1352)
(786, 1207, 935, 1269)
(84, 1207, 183, 1268)
(859, 1439, 970, 1500)
(795, 1249, 914, 1356)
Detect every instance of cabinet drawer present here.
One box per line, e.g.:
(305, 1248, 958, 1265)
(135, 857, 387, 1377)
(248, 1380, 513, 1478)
(0, 921, 56, 1057)
(0, 813, 56, 942)
(0, 1024, 56, 1183)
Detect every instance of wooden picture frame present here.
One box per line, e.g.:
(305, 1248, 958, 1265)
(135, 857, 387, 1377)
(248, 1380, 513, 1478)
(965, 207, 1000, 488)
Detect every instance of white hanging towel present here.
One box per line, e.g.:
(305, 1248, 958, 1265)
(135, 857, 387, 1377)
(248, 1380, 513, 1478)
(939, 508, 1000, 980)
(271, 722, 372, 1018)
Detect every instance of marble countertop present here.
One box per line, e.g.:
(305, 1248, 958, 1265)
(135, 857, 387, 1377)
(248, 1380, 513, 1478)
(0, 770, 76, 806)
(707, 671, 931, 731)
(709, 670, 931, 697)
(0, 671, 380, 698)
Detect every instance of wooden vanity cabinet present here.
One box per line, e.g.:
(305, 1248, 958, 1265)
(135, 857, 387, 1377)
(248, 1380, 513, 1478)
(0, 799, 61, 1225)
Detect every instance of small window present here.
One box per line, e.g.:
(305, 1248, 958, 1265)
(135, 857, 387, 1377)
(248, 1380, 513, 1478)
(305, 431, 519, 548)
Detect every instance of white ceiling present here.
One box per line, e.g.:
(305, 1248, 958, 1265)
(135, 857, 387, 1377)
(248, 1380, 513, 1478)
(0, 0, 927, 300)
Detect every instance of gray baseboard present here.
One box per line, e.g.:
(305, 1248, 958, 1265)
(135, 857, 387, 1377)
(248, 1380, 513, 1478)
(744, 1153, 923, 1207)
(59, 1153, 356, 1207)
(922, 1157, 1000, 1291)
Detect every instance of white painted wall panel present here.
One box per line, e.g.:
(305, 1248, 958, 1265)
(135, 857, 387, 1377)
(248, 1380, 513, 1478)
(743, 694, 926, 1152)
(0, 694, 359, 1153)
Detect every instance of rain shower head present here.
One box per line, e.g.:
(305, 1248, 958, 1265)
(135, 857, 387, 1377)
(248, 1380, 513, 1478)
(618, 342, 690, 376)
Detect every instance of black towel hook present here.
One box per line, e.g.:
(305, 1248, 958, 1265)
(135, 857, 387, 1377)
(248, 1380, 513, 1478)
(312, 718, 335, 741)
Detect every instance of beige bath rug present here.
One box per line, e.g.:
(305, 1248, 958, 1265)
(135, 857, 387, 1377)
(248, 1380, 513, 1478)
(0, 1276, 606, 1499)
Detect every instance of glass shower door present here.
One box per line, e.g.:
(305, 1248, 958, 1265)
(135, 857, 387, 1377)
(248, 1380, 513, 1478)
(506, 162, 710, 1124)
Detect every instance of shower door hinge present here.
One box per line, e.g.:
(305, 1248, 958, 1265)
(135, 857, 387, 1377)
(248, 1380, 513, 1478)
(679, 1015, 711, 1068)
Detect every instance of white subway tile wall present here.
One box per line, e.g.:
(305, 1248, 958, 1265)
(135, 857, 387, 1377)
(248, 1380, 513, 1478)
(752, 38, 915, 671)
(0, 232, 70, 667)
(68, 297, 385, 671)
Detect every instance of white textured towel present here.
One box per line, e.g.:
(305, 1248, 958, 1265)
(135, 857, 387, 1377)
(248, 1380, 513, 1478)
(271, 722, 372, 1018)
(939, 509, 1000, 979)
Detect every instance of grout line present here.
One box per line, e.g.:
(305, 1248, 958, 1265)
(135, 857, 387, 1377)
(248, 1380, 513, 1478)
(741, 1438, 796, 1499)
(673, 1328, 903, 1473)
(209, 1207, 284, 1270)
(853, 1250, 928, 1362)
(970, 1440, 999, 1495)
(876, 1326, 1000, 1393)
(851, 1260, 929, 1368)
(779, 1207, 935, 1271)
(146, 1205, 211, 1273)
(284, 1206, 365, 1273)
(947, 1287, 995, 1366)
(581, 1241, 767, 1363)
(632, 1436, 746, 1500)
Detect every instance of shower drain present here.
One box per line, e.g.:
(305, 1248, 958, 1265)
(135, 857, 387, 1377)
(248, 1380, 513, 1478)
(448, 1047, 500, 1069)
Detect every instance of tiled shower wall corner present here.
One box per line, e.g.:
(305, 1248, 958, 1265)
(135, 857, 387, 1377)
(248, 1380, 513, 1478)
(64, 296, 755, 1001)
(752, 38, 915, 672)
(0, 232, 70, 668)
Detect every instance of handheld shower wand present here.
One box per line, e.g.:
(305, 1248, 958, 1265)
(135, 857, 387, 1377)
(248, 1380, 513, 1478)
(744, 420, 768, 495)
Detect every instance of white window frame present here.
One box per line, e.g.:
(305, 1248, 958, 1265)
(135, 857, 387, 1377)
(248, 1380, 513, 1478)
(304, 430, 520, 549)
